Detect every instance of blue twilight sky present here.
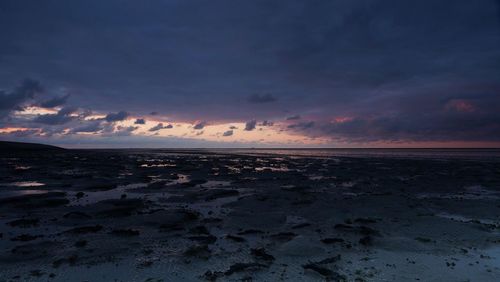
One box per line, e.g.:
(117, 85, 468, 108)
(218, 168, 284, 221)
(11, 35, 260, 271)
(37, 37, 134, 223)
(1, 0, 500, 148)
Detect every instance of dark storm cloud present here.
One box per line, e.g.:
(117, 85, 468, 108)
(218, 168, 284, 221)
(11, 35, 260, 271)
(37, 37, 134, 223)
(222, 130, 233, 136)
(33, 107, 77, 125)
(104, 111, 129, 122)
(247, 94, 277, 104)
(0, 79, 42, 117)
(134, 118, 145, 124)
(245, 120, 257, 131)
(1, 1, 500, 144)
(39, 94, 70, 108)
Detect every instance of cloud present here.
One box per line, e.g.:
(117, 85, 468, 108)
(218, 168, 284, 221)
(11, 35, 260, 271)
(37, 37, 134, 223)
(261, 120, 274, 126)
(134, 118, 146, 124)
(286, 104, 500, 142)
(1, 1, 500, 146)
(39, 94, 70, 108)
(0, 129, 41, 138)
(105, 111, 129, 122)
(0, 79, 42, 117)
(287, 121, 315, 129)
(33, 107, 78, 125)
(112, 125, 139, 136)
(247, 93, 277, 103)
(286, 115, 301, 121)
(223, 130, 233, 136)
(70, 121, 104, 134)
(245, 120, 257, 131)
(149, 122, 172, 132)
(193, 121, 207, 130)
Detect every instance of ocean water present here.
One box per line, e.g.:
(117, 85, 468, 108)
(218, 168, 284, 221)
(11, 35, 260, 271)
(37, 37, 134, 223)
(201, 148, 500, 160)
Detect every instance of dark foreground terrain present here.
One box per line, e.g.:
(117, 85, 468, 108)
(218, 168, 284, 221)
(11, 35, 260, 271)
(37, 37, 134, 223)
(0, 149, 499, 281)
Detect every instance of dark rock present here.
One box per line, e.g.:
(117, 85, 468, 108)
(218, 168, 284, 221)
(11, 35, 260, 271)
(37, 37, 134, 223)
(315, 255, 342, 265)
(7, 218, 39, 228)
(302, 255, 344, 280)
(184, 244, 211, 259)
(52, 255, 78, 268)
(30, 270, 44, 277)
(204, 189, 239, 201)
(0, 192, 69, 209)
(251, 248, 275, 262)
(63, 212, 92, 220)
(11, 234, 43, 242)
(359, 236, 373, 246)
(74, 240, 87, 247)
(354, 217, 378, 224)
(183, 179, 207, 187)
(415, 237, 433, 243)
(226, 234, 246, 242)
(237, 229, 265, 235)
(224, 263, 267, 276)
(270, 232, 297, 242)
(321, 238, 345, 244)
(64, 225, 103, 234)
(85, 183, 117, 191)
(302, 264, 346, 281)
(94, 199, 145, 217)
(188, 235, 217, 244)
(359, 226, 380, 236)
(291, 223, 311, 229)
(189, 226, 210, 235)
(110, 229, 140, 236)
(203, 270, 224, 281)
(334, 224, 380, 236)
(334, 224, 353, 231)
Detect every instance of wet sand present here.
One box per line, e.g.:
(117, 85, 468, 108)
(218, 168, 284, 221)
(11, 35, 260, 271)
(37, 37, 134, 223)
(0, 149, 499, 281)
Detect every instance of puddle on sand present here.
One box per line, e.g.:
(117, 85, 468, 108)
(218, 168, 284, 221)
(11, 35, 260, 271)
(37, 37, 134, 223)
(2, 181, 46, 187)
(140, 163, 177, 168)
(0, 189, 49, 198)
(199, 180, 231, 188)
(72, 183, 149, 205)
(14, 166, 31, 170)
(435, 212, 500, 227)
(255, 166, 291, 172)
(418, 185, 500, 200)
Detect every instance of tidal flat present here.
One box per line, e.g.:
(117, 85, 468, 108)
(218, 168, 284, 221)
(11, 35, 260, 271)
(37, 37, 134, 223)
(0, 149, 499, 281)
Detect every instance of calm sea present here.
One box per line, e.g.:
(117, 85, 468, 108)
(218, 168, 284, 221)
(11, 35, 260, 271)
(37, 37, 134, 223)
(199, 148, 500, 160)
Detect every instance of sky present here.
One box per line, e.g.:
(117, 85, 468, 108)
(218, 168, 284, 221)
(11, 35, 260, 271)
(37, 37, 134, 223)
(1, 0, 500, 148)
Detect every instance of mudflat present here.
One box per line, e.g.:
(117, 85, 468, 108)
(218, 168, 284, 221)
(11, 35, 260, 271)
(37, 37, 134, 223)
(0, 149, 499, 281)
